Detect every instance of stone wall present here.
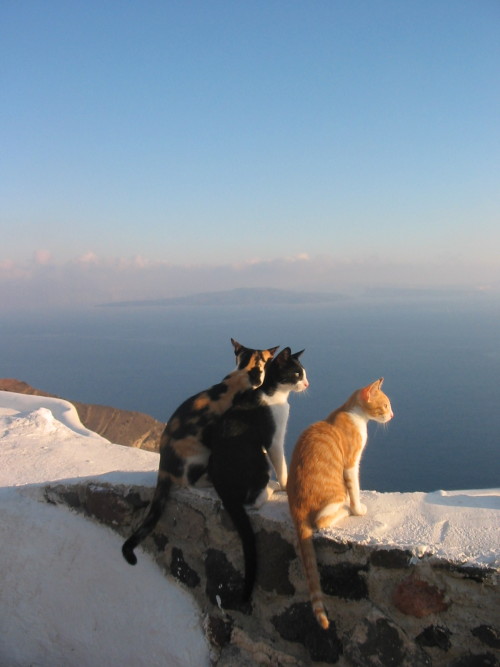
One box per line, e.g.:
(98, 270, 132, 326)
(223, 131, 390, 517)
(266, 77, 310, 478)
(43, 482, 499, 666)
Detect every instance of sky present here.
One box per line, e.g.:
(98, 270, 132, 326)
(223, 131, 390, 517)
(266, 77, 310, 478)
(1, 389, 498, 662)
(1, 1, 499, 308)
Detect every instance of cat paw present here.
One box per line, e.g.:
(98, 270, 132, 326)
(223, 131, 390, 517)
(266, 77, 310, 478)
(351, 503, 367, 516)
(251, 485, 274, 509)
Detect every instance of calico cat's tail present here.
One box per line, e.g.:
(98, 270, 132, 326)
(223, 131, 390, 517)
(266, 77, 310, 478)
(122, 476, 172, 565)
(297, 521, 330, 630)
(219, 497, 257, 601)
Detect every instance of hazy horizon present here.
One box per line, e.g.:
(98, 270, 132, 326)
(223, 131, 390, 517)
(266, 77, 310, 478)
(1, 253, 499, 311)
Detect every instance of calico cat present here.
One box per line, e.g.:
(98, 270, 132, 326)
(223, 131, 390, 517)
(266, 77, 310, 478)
(122, 339, 278, 566)
(287, 378, 393, 629)
(206, 347, 308, 600)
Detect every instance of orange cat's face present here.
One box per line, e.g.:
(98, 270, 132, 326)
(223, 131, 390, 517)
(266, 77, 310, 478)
(358, 377, 394, 423)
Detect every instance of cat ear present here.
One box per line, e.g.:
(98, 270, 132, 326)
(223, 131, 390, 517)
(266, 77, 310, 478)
(231, 338, 243, 355)
(276, 347, 291, 364)
(292, 349, 305, 359)
(361, 378, 384, 401)
(268, 346, 280, 357)
(359, 385, 371, 402)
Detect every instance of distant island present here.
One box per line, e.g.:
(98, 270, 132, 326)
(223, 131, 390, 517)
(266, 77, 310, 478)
(99, 285, 494, 308)
(99, 287, 348, 308)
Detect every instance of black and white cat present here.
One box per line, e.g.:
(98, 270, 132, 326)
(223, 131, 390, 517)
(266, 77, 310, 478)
(206, 347, 308, 600)
(122, 339, 278, 566)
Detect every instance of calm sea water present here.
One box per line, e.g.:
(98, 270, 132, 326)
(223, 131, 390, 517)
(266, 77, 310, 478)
(2, 295, 499, 493)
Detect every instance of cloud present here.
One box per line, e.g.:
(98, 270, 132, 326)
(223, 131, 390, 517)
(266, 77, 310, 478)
(0, 252, 498, 310)
(33, 249, 53, 266)
(76, 251, 99, 265)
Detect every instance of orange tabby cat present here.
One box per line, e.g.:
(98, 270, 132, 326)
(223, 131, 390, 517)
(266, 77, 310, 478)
(287, 378, 393, 630)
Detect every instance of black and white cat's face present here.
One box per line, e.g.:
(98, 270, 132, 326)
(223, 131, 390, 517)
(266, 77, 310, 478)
(268, 347, 309, 395)
(282, 349, 309, 393)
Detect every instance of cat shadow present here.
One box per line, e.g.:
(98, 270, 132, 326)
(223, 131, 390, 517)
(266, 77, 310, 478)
(425, 490, 500, 510)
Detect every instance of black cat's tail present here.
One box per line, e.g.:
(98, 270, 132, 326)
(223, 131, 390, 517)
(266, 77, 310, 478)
(122, 476, 172, 565)
(220, 497, 257, 601)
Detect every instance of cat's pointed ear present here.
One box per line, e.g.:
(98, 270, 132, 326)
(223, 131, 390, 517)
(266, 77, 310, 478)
(268, 345, 280, 357)
(292, 349, 305, 359)
(361, 378, 384, 402)
(231, 338, 243, 355)
(276, 347, 291, 365)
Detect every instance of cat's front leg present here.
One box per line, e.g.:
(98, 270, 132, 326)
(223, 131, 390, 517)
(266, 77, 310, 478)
(274, 458, 288, 491)
(276, 458, 288, 491)
(344, 466, 367, 516)
(251, 484, 274, 509)
(266, 447, 288, 490)
(350, 502, 367, 516)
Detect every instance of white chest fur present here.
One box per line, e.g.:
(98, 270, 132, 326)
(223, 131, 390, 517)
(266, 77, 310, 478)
(260, 390, 290, 450)
(346, 409, 368, 450)
(260, 389, 292, 489)
(269, 402, 290, 445)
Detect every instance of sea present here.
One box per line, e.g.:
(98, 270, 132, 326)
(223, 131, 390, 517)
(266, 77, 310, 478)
(2, 293, 499, 493)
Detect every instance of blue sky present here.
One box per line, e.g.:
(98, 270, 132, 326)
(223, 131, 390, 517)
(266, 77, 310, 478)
(1, 1, 499, 307)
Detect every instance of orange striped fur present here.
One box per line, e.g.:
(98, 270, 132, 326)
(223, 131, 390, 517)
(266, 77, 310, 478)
(287, 378, 393, 629)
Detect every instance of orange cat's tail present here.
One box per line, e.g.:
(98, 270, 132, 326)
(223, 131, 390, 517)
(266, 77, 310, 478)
(297, 521, 329, 630)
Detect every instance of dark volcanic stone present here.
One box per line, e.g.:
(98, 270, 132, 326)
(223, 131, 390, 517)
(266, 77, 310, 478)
(450, 653, 498, 666)
(153, 532, 168, 553)
(255, 529, 296, 595)
(319, 563, 368, 600)
(346, 616, 431, 667)
(433, 562, 495, 583)
(314, 534, 352, 554)
(85, 485, 131, 524)
(204, 549, 251, 613)
(206, 615, 233, 648)
(471, 625, 500, 649)
(170, 547, 200, 588)
(124, 491, 150, 512)
(272, 602, 342, 663)
(370, 548, 412, 569)
(272, 602, 314, 643)
(46, 487, 81, 509)
(416, 625, 452, 651)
